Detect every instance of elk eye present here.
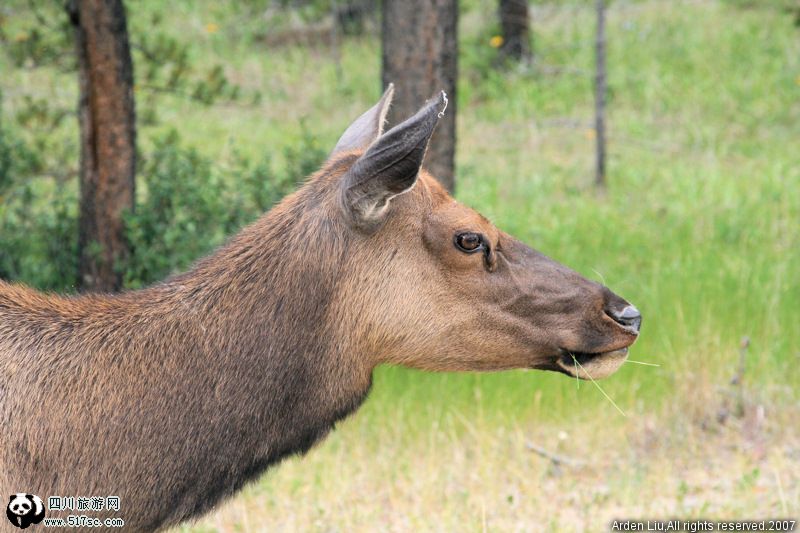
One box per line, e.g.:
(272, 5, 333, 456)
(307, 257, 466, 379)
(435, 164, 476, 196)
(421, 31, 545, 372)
(454, 232, 484, 253)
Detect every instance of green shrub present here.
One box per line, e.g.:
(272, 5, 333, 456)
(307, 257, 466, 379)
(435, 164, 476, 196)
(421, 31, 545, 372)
(0, 119, 325, 291)
(123, 128, 324, 288)
(0, 114, 79, 290)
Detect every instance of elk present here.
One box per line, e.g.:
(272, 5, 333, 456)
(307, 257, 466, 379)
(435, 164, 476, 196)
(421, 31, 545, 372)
(0, 86, 641, 531)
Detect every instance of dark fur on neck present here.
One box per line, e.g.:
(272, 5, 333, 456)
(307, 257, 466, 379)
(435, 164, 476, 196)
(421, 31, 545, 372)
(0, 156, 374, 531)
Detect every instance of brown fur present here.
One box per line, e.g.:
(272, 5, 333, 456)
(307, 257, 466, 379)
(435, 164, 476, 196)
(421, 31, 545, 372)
(0, 98, 639, 531)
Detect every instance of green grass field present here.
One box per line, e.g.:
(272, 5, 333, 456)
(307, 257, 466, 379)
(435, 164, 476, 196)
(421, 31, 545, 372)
(2, 0, 799, 530)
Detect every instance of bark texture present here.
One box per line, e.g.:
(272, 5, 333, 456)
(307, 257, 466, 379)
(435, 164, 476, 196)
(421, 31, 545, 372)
(381, 0, 457, 193)
(68, 0, 136, 292)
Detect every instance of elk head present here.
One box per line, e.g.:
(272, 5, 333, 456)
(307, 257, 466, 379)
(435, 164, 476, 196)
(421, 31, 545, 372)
(326, 85, 641, 380)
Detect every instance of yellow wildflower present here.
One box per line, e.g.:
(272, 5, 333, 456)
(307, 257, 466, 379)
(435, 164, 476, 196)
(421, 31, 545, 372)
(489, 35, 504, 48)
(14, 33, 29, 42)
(585, 128, 596, 140)
(205, 23, 219, 34)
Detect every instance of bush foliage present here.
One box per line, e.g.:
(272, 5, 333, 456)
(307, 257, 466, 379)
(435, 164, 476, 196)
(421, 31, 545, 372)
(0, 112, 323, 291)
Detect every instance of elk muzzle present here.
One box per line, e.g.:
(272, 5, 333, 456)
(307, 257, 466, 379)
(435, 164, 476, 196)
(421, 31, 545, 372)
(556, 295, 642, 380)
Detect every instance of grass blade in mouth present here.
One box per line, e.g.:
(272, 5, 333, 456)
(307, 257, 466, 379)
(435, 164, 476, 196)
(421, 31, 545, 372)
(624, 359, 660, 367)
(570, 353, 627, 417)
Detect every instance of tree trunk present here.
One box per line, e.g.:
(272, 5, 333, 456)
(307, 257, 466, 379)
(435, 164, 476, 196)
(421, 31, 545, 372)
(382, 0, 457, 193)
(334, 0, 374, 36)
(67, 0, 136, 292)
(594, 0, 607, 188)
(499, 0, 531, 62)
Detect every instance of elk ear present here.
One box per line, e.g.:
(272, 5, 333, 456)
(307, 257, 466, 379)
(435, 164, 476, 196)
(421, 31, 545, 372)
(331, 84, 395, 156)
(340, 90, 448, 229)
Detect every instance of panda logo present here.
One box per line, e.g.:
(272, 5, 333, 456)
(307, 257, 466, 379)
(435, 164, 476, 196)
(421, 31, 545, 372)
(6, 494, 45, 529)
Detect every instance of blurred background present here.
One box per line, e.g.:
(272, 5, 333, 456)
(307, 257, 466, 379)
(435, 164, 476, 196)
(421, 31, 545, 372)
(1, 0, 798, 530)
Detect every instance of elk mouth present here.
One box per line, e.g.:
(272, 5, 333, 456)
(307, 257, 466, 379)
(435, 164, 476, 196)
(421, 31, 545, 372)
(555, 347, 629, 380)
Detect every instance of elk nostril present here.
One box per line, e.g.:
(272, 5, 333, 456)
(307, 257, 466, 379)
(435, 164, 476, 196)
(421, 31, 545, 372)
(610, 304, 642, 332)
(619, 305, 640, 321)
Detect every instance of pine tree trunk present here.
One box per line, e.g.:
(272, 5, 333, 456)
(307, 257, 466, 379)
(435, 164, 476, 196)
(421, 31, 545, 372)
(594, 0, 607, 188)
(499, 0, 531, 62)
(381, 0, 458, 193)
(67, 0, 136, 292)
